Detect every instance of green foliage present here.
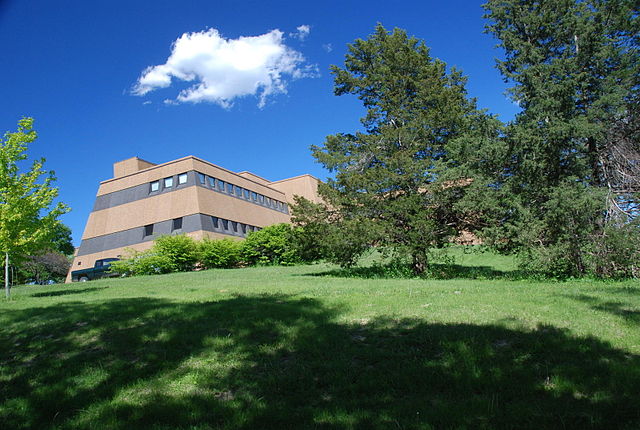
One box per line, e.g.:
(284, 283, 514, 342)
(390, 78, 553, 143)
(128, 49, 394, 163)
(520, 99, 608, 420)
(110, 235, 198, 276)
(291, 196, 374, 267)
(199, 238, 241, 269)
(0, 117, 69, 297)
(112, 228, 312, 277)
(110, 249, 174, 276)
(48, 223, 75, 256)
(585, 220, 640, 279)
(20, 251, 70, 284)
(241, 223, 301, 266)
(153, 234, 199, 272)
(479, 0, 640, 277)
(299, 24, 499, 274)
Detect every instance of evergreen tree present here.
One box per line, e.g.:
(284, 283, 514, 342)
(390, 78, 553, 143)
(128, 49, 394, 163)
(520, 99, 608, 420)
(482, 0, 639, 276)
(301, 24, 498, 274)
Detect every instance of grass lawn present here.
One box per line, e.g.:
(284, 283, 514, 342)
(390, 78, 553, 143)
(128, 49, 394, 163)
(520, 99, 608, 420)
(1, 250, 639, 429)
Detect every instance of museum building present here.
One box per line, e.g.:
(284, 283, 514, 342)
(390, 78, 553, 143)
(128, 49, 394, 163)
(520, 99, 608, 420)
(67, 156, 321, 280)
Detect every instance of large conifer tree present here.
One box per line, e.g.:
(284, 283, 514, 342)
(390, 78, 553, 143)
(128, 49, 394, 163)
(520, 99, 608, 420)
(482, 0, 639, 275)
(305, 24, 496, 273)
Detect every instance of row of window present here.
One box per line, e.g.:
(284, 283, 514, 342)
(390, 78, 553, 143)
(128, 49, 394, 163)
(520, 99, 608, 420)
(143, 217, 183, 237)
(142, 216, 260, 239)
(194, 172, 288, 212)
(148, 171, 288, 213)
(149, 173, 189, 192)
(210, 216, 261, 236)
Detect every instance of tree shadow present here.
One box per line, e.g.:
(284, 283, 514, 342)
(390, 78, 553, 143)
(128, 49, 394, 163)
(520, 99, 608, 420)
(31, 287, 108, 297)
(1, 293, 639, 429)
(562, 293, 640, 326)
(307, 263, 529, 280)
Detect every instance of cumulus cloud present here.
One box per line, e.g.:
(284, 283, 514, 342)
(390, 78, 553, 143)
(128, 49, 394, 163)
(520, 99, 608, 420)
(132, 28, 317, 108)
(291, 24, 311, 41)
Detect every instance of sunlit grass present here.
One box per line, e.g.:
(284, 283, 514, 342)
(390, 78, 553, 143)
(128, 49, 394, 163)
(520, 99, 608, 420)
(1, 252, 639, 429)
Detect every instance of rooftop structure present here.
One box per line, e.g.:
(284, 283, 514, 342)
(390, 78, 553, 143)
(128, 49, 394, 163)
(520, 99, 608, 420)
(67, 156, 321, 281)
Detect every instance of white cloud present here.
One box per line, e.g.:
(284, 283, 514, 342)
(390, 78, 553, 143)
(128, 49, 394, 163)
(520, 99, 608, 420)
(291, 24, 311, 41)
(322, 43, 333, 53)
(132, 28, 317, 108)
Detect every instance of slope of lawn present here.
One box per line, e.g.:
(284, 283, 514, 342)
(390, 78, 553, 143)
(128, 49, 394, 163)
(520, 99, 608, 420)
(1, 251, 639, 429)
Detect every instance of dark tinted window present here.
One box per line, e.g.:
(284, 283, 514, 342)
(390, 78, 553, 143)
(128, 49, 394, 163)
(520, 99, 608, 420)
(144, 224, 154, 237)
(197, 173, 206, 184)
(208, 176, 216, 187)
(222, 219, 229, 230)
(218, 179, 225, 190)
(212, 216, 219, 228)
(231, 221, 238, 232)
(227, 183, 234, 194)
(243, 189, 250, 199)
(172, 217, 183, 231)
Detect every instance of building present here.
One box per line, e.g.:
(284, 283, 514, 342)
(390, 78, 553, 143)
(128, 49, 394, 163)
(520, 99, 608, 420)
(67, 156, 321, 281)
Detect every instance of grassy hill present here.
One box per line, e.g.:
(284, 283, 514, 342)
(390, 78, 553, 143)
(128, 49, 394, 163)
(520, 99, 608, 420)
(1, 252, 639, 429)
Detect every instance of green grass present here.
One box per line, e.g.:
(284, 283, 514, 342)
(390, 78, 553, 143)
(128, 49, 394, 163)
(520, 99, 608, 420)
(1, 252, 639, 429)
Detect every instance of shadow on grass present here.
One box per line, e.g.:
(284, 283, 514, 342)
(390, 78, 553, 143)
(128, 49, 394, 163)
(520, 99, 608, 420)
(308, 263, 529, 281)
(563, 293, 640, 327)
(1, 294, 639, 429)
(30, 287, 108, 297)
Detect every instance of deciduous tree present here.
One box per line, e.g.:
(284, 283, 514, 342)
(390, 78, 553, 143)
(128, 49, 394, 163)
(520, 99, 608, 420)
(0, 118, 69, 298)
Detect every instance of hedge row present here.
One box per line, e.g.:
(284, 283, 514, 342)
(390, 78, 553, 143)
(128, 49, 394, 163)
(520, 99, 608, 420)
(110, 223, 309, 277)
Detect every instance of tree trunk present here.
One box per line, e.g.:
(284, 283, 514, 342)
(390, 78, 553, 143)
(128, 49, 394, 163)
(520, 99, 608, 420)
(411, 252, 427, 276)
(5, 252, 9, 299)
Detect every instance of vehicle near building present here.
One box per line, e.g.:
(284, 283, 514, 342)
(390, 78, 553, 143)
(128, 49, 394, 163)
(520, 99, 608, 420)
(70, 258, 119, 282)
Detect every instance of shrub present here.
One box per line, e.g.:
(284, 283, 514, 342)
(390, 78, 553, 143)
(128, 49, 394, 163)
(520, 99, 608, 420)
(153, 234, 199, 272)
(21, 251, 71, 284)
(110, 249, 175, 276)
(110, 235, 198, 277)
(586, 221, 640, 279)
(241, 223, 301, 266)
(199, 238, 242, 269)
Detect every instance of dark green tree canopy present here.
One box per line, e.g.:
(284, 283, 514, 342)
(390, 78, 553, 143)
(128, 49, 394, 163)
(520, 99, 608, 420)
(484, 0, 639, 197)
(480, 0, 640, 276)
(302, 24, 499, 273)
(49, 223, 74, 256)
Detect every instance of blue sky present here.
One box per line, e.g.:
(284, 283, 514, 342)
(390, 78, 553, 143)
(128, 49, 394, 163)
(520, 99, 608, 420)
(0, 0, 519, 246)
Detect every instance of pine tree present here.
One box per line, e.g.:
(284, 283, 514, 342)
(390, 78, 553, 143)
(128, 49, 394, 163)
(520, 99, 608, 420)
(303, 24, 497, 274)
(482, 0, 639, 276)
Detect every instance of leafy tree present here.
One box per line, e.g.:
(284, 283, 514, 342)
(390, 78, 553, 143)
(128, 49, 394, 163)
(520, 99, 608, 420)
(0, 118, 69, 298)
(299, 24, 498, 274)
(21, 251, 71, 284)
(49, 223, 75, 256)
(482, 0, 639, 276)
